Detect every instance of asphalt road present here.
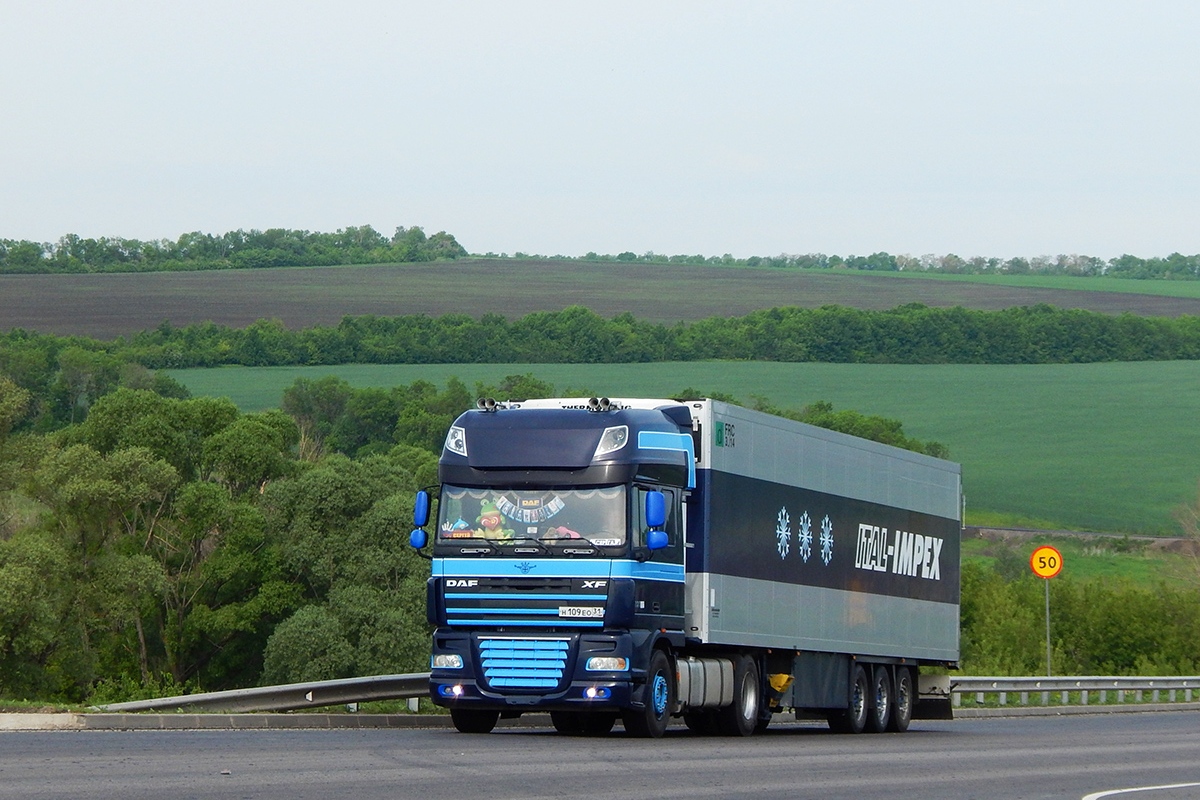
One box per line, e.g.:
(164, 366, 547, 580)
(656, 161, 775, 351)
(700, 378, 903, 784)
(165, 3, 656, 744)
(1, 713, 1197, 800)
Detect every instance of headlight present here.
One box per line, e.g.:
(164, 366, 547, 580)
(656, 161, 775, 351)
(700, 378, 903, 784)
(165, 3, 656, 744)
(585, 656, 628, 671)
(432, 654, 464, 669)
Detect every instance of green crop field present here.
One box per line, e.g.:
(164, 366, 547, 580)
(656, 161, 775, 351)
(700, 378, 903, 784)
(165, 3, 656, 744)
(168, 360, 1200, 536)
(850, 269, 1200, 300)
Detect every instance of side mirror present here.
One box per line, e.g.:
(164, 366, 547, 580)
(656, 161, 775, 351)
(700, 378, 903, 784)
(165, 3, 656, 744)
(414, 491, 430, 528)
(647, 529, 668, 551)
(645, 491, 666, 530)
(410, 528, 428, 549)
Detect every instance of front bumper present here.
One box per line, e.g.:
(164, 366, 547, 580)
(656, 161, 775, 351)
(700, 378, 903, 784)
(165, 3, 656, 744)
(428, 629, 647, 712)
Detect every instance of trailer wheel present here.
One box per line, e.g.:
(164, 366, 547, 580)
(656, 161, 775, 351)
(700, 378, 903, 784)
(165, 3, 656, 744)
(717, 655, 760, 736)
(887, 667, 913, 733)
(866, 666, 892, 733)
(827, 663, 869, 734)
(622, 649, 674, 738)
(450, 709, 499, 734)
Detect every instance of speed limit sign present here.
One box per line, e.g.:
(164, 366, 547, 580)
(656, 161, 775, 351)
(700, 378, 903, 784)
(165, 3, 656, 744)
(1030, 545, 1063, 579)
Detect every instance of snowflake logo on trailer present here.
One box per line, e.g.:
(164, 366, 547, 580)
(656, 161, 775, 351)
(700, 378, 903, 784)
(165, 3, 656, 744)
(798, 511, 813, 563)
(775, 508, 791, 559)
(819, 515, 834, 565)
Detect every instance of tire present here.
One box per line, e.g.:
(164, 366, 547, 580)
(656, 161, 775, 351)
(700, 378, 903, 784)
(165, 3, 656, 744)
(865, 666, 892, 733)
(683, 710, 720, 736)
(450, 708, 499, 734)
(716, 655, 760, 737)
(621, 649, 674, 738)
(827, 663, 869, 734)
(887, 667, 913, 733)
(550, 711, 583, 735)
(580, 712, 617, 736)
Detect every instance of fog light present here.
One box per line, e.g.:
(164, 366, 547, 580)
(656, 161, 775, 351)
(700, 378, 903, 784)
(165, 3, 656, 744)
(584, 687, 612, 700)
(586, 656, 628, 671)
(438, 684, 465, 698)
(432, 654, 464, 669)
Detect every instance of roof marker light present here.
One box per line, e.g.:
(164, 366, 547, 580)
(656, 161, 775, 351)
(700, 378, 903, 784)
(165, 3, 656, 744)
(593, 425, 629, 458)
(445, 426, 468, 456)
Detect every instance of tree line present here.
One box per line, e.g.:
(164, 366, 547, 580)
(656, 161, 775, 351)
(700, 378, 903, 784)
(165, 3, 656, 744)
(3, 302, 1199, 435)
(17, 304, 1200, 375)
(0, 225, 467, 274)
(498, 250, 1200, 281)
(4, 222, 1196, 280)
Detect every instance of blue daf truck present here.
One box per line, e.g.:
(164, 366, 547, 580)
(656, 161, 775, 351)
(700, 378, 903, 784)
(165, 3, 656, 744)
(409, 397, 961, 737)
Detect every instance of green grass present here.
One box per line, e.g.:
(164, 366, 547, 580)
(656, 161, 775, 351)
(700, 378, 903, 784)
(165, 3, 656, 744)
(168, 360, 1200, 535)
(961, 533, 1196, 587)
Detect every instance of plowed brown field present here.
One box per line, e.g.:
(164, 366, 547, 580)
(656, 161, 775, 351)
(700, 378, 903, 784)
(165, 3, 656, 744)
(3, 258, 1199, 338)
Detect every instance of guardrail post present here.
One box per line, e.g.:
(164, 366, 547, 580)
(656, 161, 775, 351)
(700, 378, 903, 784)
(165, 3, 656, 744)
(999, 692, 1007, 706)
(1020, 691, 1028, 705)
(1081, 690, 1088, 706)
(408, 698, 419, 712)
(1041, 691, 1050, 705)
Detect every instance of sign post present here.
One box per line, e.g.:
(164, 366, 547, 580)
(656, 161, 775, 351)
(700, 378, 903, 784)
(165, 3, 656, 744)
(1030, 545, 1063, 676)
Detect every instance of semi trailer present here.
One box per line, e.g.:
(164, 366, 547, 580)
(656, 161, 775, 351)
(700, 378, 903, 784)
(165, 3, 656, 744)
(409, 397, 961, 737)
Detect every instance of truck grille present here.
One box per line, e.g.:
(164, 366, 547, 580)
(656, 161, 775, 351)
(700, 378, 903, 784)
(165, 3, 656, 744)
(479, 638, 570, 689)
(443, 577, 606, 628)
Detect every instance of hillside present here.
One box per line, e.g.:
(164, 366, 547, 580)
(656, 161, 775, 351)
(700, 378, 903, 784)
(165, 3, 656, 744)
(5, 259, 1200, 339)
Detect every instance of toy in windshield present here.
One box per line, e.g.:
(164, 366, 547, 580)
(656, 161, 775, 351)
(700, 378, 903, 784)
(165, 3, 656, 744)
(543, 525, 582, 540)
(475, 501, 515, 539)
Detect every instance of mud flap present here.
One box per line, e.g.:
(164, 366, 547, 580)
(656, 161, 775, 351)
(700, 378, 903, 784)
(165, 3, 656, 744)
(913, 674, 953, 720)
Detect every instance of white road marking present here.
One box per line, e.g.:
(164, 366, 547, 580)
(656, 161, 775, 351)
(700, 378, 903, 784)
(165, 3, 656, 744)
(1082, 783, 1200, 800)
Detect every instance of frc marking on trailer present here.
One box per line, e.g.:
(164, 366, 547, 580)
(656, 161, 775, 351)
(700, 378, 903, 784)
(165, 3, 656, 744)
(854, 524, 944, 580)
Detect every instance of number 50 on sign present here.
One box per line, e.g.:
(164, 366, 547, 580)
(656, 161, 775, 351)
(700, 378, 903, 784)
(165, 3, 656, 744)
(1030, 545, 1063, 579)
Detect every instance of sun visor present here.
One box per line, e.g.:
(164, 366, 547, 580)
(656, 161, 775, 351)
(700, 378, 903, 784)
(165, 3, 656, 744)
(466, 426, 603, 469)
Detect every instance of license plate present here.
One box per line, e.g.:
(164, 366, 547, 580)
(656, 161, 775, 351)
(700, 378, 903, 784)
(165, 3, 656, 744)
(558, 606, 604, 618)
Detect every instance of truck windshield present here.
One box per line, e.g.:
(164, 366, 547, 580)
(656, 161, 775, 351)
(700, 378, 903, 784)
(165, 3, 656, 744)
(437, 485, 627, 547)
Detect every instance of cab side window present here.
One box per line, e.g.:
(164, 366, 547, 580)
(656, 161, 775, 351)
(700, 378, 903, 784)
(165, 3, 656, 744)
(637, 487, 683, 564)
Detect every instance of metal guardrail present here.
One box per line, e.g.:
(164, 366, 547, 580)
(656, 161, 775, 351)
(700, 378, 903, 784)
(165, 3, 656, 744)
(97, 673, 430, 713)
(96, 673, 1200, 715)
(951, 676, 1199, 708)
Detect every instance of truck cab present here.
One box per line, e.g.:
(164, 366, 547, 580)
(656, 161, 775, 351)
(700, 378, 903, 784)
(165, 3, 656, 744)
(411, 397, 695, 735)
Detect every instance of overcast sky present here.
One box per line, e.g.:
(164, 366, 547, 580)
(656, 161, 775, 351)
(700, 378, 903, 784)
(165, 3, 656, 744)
(3, 1, 1197, 259)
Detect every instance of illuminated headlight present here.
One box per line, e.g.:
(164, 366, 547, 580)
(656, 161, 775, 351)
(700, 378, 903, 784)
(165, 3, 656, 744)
(584, 687, 612, 700)
(444, 426, 468, 457)
(432, 654, 464, 669)
(593, 426, 629, 458)
(585, 656, 629, 671)
(438, 684, 466, 697)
